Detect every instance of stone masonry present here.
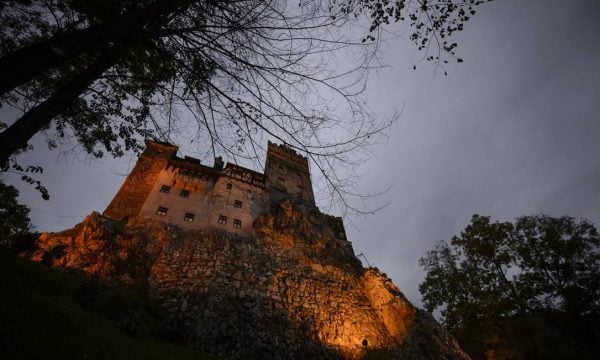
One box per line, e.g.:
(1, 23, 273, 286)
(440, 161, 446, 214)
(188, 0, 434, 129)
(31, 200, 468, 359)
(29, 141, 469, 359)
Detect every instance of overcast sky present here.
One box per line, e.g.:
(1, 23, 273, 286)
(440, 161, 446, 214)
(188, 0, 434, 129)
(4, 0, 600, 307)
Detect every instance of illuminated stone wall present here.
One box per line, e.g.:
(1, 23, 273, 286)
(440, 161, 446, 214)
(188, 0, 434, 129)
(60, 141, 471, 359)
(34, 202, 468, 359)
(104, 141, 178, 221)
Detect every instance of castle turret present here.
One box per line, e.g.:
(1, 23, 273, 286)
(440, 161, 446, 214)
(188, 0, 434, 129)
(264, 141, 315, 205)
(104, 141, 178, 221)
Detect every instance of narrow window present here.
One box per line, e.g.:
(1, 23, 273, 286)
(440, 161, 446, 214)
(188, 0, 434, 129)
(278, 177, 285, 182)
(180, 189, 190, 198)
(226, 183, 232, 190)
(233, 219, 242, 229)
(218, 215, 227, 224)
(160, 185, 171, 193)
(234, 200, 242, 208)
(156, 206, 168, 216)
(184, 213, 195, 222)
(298, 185, 304, 190)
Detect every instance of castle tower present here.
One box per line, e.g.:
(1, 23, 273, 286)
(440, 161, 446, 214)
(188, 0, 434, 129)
(264, 141, 315, 205)
(104, 141, 178, 221)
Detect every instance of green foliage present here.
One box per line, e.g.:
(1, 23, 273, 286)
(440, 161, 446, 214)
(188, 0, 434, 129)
(0, 180, 32, 242)
(0, 248, 220, 360)
(514, 216, 600, 317)
(5, 159, 49, 199)
(336, 0, 494, 68)
(420, 214, 600, 359)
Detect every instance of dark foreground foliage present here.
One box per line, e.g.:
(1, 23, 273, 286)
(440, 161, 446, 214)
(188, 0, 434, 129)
(420, 214, 600, 359)
(0, 248, 219, 360)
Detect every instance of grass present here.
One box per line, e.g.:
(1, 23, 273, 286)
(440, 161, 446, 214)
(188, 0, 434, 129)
(0, 248, 219, 360)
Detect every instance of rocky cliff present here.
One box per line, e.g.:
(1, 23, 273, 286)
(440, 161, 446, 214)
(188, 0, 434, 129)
(30, 199, 468, 359)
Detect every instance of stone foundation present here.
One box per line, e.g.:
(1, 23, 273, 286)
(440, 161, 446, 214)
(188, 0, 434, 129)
(31, 201, 468, 359)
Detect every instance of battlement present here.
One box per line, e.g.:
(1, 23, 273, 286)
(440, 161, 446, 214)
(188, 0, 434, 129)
(266, 141, 309, 168)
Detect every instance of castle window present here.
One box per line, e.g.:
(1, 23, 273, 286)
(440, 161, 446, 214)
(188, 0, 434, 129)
(180, 189, 190, 198)
(233, 219, 242, 228)
(226, 182, 232, 190)
(298, 185, 304, 190)
(156, 206, 168, 216)
(184, 213, 195, 222)
(160, 185, 171, 193)
(233, 200, 243, 208)
(218, 215, 227, 224)
(278, 177, 285, 182)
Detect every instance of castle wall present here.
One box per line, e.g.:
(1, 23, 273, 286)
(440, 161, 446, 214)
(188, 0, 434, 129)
(206, 176, 268, 235)
(137, 167, 268, 236)
(138, 168, 213, 230)
(265, 142, 315, 205)
(32, 209, 469, 360)
(104, 142, 178, 221)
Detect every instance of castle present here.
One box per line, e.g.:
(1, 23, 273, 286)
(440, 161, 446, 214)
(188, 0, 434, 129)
(32, 140, 468, 359)
(104, 140, 332, 236)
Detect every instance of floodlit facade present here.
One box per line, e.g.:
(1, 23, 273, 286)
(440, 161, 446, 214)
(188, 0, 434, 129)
(104, 141, 316, 235)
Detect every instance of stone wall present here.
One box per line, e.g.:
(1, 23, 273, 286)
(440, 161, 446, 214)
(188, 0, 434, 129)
(31, 199, 468, 360)
(265, 141, 315, 205)
(104, 141, 178, 221)
(138, 167, 267, 236)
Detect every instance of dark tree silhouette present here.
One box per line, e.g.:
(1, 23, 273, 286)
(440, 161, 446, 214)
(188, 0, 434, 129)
(0, 180, 32, 242)
(0, 0, 492, 213)
(420, 214, 600, 359)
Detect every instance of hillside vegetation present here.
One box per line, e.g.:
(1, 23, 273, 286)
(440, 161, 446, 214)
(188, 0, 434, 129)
(0, 248, 218, 360)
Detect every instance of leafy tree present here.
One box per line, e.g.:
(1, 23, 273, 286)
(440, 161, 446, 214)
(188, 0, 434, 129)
(420, 214, 600, 359)
(0, 180, 32, 243)
(514, 216, 600, 317)
(0, 0, 492, 214)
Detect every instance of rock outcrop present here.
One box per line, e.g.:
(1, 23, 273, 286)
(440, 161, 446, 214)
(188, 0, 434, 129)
(30, 200, 468, 359)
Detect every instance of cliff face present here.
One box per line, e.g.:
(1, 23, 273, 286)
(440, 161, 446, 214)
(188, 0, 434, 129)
(31, 199, 467, 359)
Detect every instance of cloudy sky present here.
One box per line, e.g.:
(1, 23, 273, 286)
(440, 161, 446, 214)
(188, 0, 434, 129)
(4, 0, 600, 306)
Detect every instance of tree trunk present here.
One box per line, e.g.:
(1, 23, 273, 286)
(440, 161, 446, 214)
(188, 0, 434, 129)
(0, 0, 188, 96)
(0, 48, 122, 167)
